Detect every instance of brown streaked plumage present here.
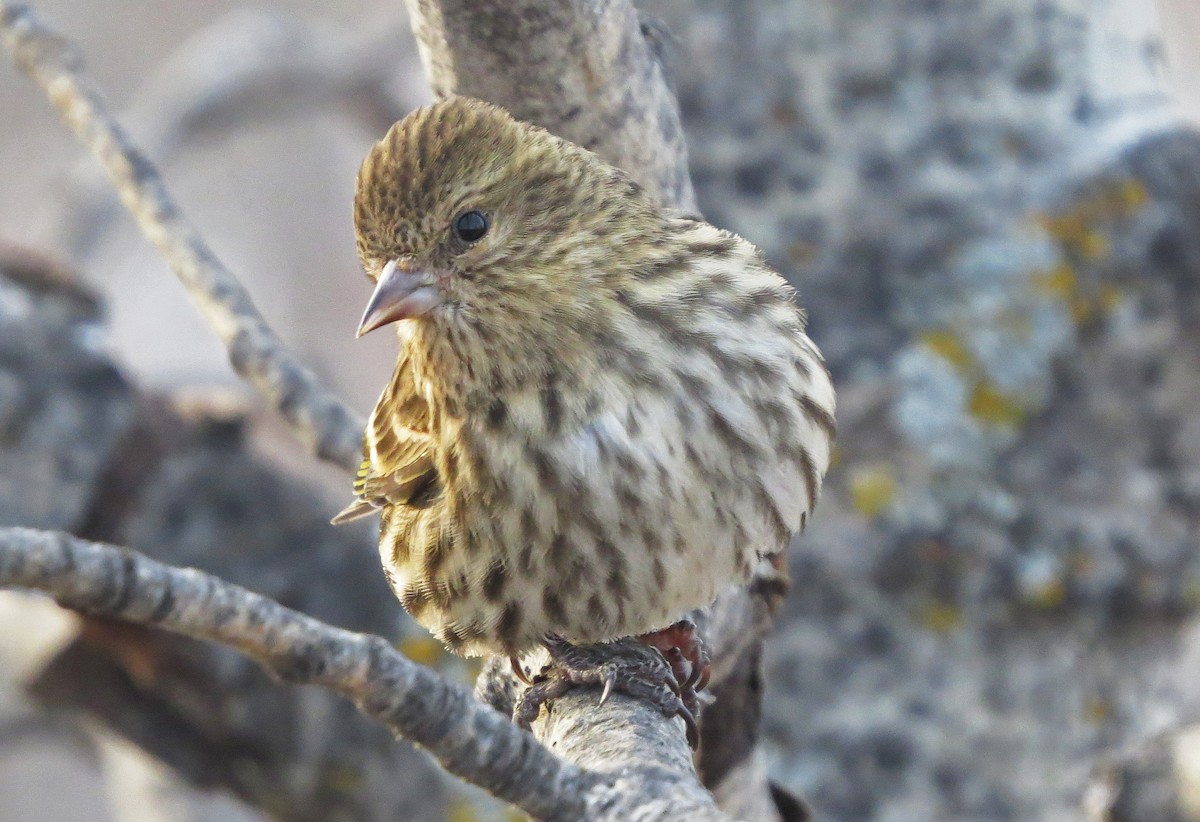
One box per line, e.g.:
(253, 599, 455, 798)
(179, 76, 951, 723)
(338, 96, 835, 665)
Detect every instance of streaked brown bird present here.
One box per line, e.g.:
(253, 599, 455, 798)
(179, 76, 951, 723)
(336, 96, 835, 738)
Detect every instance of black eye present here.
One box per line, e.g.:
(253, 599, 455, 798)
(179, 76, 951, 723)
(453, 210, 489, 243)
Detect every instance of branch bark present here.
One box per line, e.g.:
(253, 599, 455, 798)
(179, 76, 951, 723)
(0, 3, 364, 471)
(0, 527, 733, 821)
(406, 0, 697, 213)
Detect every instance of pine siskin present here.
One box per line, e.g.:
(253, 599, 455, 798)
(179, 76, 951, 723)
(336, 96, 835, 732)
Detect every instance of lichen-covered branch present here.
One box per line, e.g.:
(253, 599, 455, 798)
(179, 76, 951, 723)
(534, 677, 733, 821)
(1, 527, 669, 821)
(0, 3, 364, 470)
(406, 0, 698, 213)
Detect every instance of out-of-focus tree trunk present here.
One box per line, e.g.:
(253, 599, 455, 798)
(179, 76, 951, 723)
(637, 0, 1200, 818)
(1159, 0, 1200, 123)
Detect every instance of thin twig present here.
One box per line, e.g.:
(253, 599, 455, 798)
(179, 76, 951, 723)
(0, 527, 599, 820)
(0, 3, 364, 470)
(51, 9, 421, 262)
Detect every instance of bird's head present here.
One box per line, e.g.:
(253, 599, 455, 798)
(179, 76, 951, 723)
(352, 97, 662, 371)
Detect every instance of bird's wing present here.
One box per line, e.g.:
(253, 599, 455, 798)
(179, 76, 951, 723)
(331, 346, 437, 524)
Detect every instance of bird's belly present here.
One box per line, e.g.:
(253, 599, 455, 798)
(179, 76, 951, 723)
(379, 387, 805, 657)
(379, 493, 760, 657)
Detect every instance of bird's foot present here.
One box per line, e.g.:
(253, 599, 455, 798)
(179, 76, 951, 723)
(512, 633, 701, 748)
(638, 618, 711, 701)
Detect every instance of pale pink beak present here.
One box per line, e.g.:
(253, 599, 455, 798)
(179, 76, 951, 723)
(356, 259, 442, 337)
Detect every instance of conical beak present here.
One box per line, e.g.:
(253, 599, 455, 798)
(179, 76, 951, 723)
(356, 259, 442, 337)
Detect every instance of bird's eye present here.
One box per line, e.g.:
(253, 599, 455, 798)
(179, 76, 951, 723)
(453, 210, 489, 243)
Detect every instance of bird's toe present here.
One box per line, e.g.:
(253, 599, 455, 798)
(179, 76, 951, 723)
(510, 636, 702, 748)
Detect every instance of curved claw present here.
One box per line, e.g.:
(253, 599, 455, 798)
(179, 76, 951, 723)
(512, 671, 571, 729)
(657, 648, 685, 696)
(510, 655, 531, 685)
(679, 703, 700, 749)
(679, 647, 710, 691)
(599, 670, 617, 705)
(513, 636, 707, 750)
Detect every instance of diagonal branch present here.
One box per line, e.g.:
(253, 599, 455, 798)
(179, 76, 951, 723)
(0, 527, 597, 820)
(0, 3, 364, 470)
(0, 528, 733, 820)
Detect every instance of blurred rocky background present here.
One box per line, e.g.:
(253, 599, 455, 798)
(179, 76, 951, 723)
(5, 0, 1200, 820)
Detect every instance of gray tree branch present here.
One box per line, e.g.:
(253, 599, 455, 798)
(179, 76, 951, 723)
(0, 3, 364, 470)
(406, 0, 698, 213)
(0, 527, 734, 821)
